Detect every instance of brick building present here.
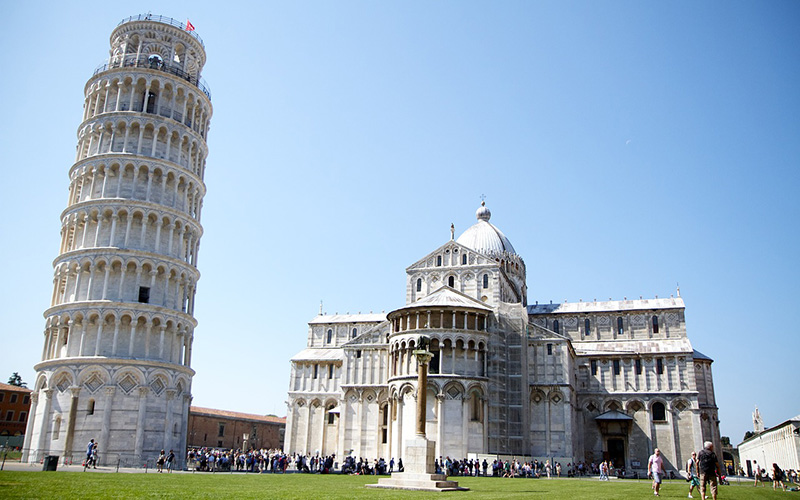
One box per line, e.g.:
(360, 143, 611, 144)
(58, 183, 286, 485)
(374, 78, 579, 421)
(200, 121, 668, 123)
(188, 406, 285, 450)
(0, 383, 33, 447)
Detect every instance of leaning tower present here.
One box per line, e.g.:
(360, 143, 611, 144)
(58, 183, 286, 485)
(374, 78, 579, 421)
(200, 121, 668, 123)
(23, 14, 212, 467)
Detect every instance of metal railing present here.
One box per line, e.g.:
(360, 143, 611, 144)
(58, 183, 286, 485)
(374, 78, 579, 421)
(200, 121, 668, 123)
(117, 14, 205, 49)
(93, 55, 211, 100)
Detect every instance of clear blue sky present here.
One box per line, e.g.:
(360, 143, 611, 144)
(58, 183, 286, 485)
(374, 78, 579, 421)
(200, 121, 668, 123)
(1, 1, 797, 447)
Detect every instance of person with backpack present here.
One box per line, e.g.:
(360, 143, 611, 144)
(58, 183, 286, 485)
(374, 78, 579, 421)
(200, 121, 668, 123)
(686, 451, 700, 498)
(697, 441, 719, 500)
(772, 463, 787, 492)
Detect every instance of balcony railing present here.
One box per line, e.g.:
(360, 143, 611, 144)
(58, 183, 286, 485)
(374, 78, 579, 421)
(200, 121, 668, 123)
(93, 55, 211, 100)
(118, 14, 205, 48)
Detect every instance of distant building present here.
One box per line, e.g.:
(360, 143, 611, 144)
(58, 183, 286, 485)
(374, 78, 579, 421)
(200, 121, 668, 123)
(0, 383, 33, 447)
(738, 413, 800, 476)
(188, 406, 285, 450)
(285, 202, 722, 474)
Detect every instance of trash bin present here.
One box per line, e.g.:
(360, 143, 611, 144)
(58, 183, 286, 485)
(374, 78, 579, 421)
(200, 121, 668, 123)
(43, 455, 59, 471)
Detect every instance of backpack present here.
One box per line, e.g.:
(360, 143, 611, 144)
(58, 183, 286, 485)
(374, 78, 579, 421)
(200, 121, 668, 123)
(697, 450, 716, 473)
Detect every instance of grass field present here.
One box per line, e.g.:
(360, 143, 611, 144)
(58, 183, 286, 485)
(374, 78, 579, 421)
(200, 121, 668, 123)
(0, 472, 793, 499)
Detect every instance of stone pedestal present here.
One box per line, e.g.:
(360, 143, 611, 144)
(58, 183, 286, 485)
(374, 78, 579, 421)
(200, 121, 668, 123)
(368, 437, 468, 491)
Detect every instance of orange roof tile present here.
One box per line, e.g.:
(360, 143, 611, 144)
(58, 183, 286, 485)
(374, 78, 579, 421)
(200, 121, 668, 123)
(190, 406, 285, 424)
(0, 383, 32, 393)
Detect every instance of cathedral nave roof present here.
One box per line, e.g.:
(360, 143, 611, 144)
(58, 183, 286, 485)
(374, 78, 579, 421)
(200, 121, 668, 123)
(309, 312, 387, 324)
(573, 338, 694, 356)
(290, 348, 344, 362)
(528, 296, 685, 315)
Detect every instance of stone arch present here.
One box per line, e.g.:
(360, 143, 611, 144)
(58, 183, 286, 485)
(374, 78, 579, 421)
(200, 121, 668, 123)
(626, 399, 645, 413)
(52, 370, 74, 392)
(442, 381, 465, 400)
(549, 388, 564, 404)
(670, 398, 691, 412)
(604, 399, 624, 412)
(35, 374, 48, 391)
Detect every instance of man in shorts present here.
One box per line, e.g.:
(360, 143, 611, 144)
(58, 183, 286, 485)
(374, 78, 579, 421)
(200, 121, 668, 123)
(686, 451, 700, 498)
(697, 441, 719, 500)
(648, 448, 664, 496)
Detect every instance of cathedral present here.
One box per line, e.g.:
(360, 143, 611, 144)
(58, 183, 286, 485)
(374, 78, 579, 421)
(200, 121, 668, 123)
(285, 202, 722, 473)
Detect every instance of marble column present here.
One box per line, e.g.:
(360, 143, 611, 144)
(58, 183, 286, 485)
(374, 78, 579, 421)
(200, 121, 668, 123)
(99, 386, 115, 466)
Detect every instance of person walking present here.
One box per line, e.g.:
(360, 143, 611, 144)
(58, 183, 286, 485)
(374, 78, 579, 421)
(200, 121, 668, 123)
(84, 439, 95, 471)
(166, 450, 175, 473)
(157, 450, 166, 473)
(773, 463, 787, 492)
(686, 451, 700, 498)
(648, 448, 664, 497)
(753, 460, 762, 486)
(697, 441, 719, 500)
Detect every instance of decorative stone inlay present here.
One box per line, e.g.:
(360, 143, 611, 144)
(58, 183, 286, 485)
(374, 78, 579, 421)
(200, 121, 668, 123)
(118, 374, 137, 394)
(667, 313, 679, 325)
(598, 316, 610, 326)
(56, 377, 71, 393)
(150, 377, 166, 395)
(631, 315, 646, 326)
(566, 317, 577, 327)
(446, 387, 461, 399)
(84, 374, 103, 393)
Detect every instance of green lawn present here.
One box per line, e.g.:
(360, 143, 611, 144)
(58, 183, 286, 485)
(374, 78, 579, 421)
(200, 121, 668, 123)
(0, 472, 792, 499)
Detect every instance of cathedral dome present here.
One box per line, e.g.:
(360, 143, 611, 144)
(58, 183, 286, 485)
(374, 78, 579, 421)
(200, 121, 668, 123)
(456, 202, 516, 256)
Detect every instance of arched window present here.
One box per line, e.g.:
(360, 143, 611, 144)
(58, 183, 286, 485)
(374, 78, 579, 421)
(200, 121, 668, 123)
(462, 254, 467, 265)
(327, 404, 336, 425)
(436, 255, 442, 267)
(53, 415, 62, 440)
(553, 319, 560, 334)
(352, 327, 357, 338)
(652, 402, 666, 421)
(652, 315, 659, 334)
(482, 274, 489, 289)
(326, 329, 332, 344)
(416, 278, 422, 292)
(448, 276, 455, 287)
(87, 399, 95, 415)
(584, 318, 591, 336)
(471, 393, 482, 422)
(617, 317, 624, 336)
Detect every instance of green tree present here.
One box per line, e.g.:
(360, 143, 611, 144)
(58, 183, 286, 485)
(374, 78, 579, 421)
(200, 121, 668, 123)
(7, 372, 26, 387)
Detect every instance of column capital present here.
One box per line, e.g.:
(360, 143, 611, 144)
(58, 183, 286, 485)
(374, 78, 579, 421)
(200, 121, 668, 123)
(70, 386, 82, 398)
(104, 385, 117, 396)
(137, 386, 149, 398)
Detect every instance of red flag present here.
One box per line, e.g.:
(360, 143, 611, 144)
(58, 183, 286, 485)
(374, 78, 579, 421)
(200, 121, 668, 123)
(186, 19, 195, 32)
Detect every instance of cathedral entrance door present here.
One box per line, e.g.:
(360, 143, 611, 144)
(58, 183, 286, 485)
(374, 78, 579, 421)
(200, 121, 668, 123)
(607, 438, 625, 469)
